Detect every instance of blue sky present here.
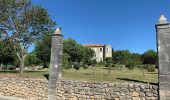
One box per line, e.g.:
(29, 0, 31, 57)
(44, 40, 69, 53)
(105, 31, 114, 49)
(30, 0, 170, 54)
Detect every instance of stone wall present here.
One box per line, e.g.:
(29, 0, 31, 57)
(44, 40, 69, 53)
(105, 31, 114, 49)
(0, 78, 158, 100)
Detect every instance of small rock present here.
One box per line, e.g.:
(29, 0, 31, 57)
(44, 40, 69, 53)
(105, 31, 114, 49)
(132, 92, 139, 97)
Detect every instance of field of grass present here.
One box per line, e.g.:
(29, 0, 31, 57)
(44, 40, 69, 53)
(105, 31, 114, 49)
(62, 67, 158, 84)
(0, 67, 158, 84)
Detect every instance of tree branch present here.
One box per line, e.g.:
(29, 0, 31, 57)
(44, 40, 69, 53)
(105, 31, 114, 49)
(17, 52, 22, 61)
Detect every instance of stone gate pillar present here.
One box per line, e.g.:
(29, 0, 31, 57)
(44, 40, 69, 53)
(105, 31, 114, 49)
(156, 15, 170, 99)
(48, 28, 63, 100)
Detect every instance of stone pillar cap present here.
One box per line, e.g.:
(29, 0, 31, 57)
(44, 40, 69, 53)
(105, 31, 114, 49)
(54, 27, 62, 35)
(158, 14, 168, 24)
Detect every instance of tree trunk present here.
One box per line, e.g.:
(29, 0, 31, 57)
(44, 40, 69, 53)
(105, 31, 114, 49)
(17, 52, 26, 76)
(92, 66, 95, 76)
(108, 66, 111, 75)
(0, 63, 3, 70)
(20, 58, 24, 76)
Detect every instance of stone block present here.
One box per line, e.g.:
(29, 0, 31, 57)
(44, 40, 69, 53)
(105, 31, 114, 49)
(132, 92, 139, 97)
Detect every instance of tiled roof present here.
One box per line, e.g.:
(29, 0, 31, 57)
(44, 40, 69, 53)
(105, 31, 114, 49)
(83, 44, 104, 47)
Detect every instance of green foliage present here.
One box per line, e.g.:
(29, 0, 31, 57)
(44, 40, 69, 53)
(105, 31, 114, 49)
(25, 52, 39, 66)
(112, 50, 132, 64)
(34, 37, 96, 69)
(111, 64, 115, 67)
(147, 65, 155, 72)
(63, 38, 84, 63)
(83, 47, 96, 66)
(0, 0, 55, 75)
(142, 50, 157, 65)
(82, 65, 88, 69)
(34, 33, 52, 67)
(105, 57, 112, 64)
(63, 38, 96, 67)
(131, 53, 142, 65)
(0, 39, 16, 65)
(105, 57, 113, 74)
(73, 62, 81, 70)
(125, 59, 136, 70)
(97, 61, 105, 66)
(62, 53, 71, 69)
(112, 50, 142, 70)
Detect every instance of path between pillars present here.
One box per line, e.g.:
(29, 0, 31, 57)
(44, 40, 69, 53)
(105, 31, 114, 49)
(0, 95, 26, 100)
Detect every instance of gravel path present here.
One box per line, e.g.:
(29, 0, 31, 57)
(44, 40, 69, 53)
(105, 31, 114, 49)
(0, 95, 26, 100)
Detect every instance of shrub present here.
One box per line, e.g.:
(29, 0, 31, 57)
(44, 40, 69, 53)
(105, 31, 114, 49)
(82, 65, 88, 69)
(64, 65, 71, 69)
(105, 63, 109, 67)
(143, 64, 149, 69)
(63, 62, 72, 69)
(73, 63, 81, 70)
(97, 61, 105, 66)
(111, 64, 115, 67)
(125, 60, 135, 70)
(147, 65, 155, 72)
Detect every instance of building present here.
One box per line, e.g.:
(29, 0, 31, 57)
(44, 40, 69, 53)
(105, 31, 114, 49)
(83, 44, 112, 62)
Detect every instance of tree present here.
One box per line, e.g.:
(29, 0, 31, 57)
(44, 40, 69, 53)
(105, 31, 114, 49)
(0, 0, 55, 75)
(63, 38, 84, 63)
(62, 53, 71, 69)
(34, 33, 52, 68)
(105, 57, 112, 74)
(34, 36, 96, 69)
(25, 51, 39, 67)
(112, 50, 131, 64)
(83, 47, 95, 66)
(125, 59, 136, 71)
(0, 38, 16, 69)
(142, 50, 157, 65)
(131, 53, 142, 65)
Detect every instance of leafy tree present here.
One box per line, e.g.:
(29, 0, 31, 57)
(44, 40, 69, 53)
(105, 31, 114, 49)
(0, 0, 55, 75)
(131, 53, 142, 65)
(112, 50, 131, 64)
(34, 33, 52, 68)
(63, 38, 84, 63)
(34, 36, 96, 69)
(25, 51, 39, 67)
(105, 57, 112, 74)
(83, 47, 96, 66)
(0, 39, 16, 69)
(125, 59, 136, 71)
(142, 50, 157, 65)
(62, 53, 71, 69)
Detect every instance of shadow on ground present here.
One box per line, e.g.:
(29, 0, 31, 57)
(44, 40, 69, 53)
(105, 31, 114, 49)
(44, 74, 49, 80)
(116, 78, 158, 85)
(84, 73, 91, 75)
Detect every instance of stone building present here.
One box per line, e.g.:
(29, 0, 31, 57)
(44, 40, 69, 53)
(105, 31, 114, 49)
(83, 44, 112, 62)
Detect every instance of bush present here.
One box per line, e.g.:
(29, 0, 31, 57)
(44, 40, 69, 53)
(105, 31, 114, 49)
(147, 65, 155, 72)
(82, 65, 88, 69)
(105, 63, 109, 67)
(143, 64, 149, 69)
(64, 65, 71, 69)
(111, 64, 115, 67)
(73, 63, 81, 70)
(97, 61, 105, 66)
(63, 62, 72, 69)
(125, 60, 135, 70)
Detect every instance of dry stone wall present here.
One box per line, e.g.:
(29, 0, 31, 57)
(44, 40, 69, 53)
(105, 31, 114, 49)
(0, 78, 158, 100)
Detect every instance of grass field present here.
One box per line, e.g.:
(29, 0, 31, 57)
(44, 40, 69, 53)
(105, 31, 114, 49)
(0, 67, 158, 84)
(62, 67, 158, 84)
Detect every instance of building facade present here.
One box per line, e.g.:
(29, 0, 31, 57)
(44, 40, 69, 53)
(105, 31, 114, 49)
(83, 44, 112, 62)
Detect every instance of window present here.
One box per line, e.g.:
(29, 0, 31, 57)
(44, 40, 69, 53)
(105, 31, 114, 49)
(107, 48, 109, 51)
(100, 48, 102, 52)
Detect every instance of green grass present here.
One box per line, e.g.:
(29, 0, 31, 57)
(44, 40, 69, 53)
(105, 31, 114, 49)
(0, 67, 158, 84)
(62, 67, 158, 84)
